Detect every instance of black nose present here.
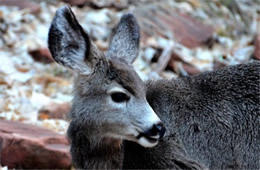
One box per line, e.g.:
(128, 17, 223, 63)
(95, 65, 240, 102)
(145, 122, 166, 139)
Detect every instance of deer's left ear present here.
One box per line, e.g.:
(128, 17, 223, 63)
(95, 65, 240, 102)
(107, 14, 140, 64)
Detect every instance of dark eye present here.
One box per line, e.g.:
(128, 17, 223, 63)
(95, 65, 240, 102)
(111, 92, 130, 103)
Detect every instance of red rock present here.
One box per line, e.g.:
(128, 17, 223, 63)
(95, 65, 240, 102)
(135, 3, 214, 48)
(169, 60, 200, 75)
(159, 12, 214, 48)
(39, 102, 71, 120)
(254, 34, 260, 60)
(29, 48, 54, 64)
(63, 0, 89, 6)
(0, 120, 71, 169)
(63, 0, 128, 9)
(213, 60, 227, 70)
(0, 0, 40, 15)
(182, 63, 201, 75)
(168, 51, 200, 75)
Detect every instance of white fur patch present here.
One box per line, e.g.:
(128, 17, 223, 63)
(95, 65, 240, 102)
(138, 136, 158, 148)
(146, 103, 161, 125)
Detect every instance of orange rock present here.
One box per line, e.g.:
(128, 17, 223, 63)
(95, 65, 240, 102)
(39, 102, 71, 120)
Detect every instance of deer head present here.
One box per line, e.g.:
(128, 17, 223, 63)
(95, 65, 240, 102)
(48, 6, 165, 148)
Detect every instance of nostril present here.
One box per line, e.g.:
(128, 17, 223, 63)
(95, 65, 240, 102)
(149, 124, 159, 136)
(155, 123, 166, 139)
(145, 123, 166, 139)
(155, 123, 163, 131)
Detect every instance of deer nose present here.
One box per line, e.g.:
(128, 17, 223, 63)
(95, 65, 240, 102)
(145, 122, 166, 139)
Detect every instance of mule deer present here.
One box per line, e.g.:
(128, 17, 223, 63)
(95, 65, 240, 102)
(48, 6, 260, 169)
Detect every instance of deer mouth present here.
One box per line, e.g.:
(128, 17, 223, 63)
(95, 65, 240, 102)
(136, 132, 159, 145)
(135, 134, 159, 148)
(135, 123, 165, 146)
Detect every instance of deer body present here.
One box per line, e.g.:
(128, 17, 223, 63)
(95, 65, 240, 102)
(124, 62, 260, 169)
(48, 6, 260, 169)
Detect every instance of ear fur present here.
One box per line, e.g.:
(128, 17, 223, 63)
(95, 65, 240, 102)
(108, 13, 140, 64)
(48, 6, 102, 75)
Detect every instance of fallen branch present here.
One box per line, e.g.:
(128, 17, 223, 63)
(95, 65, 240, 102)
(154, 42, 174, 74)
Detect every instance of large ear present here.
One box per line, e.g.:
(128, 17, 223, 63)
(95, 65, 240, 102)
(108, 13, 140, 64)
(48, 6, 102, 75)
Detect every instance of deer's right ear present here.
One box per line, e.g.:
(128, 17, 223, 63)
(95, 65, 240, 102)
(48, 6, 101, 75)
(107, 13, 140, 64)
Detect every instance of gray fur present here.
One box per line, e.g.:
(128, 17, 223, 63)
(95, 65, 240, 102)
(48, 6, 103, 75)
(108, 13, 140, 63)
(125, 62, 260, 169)
(48, 6, 260, 169)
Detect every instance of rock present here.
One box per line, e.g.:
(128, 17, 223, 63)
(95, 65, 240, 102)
(9, 70, 35, 83)
(29, 48, 54, 64)
(0, 120, 71, 169)
(170, 61, 201, 76)
(0, 0, 40, 15)
(233, 46, 254, 63)
(39, 102, 71, 120)
(168, 49, 200, 75)
(160, 11, 214, 48)
(182, 63, 201, 75)
(254, 34, 260, 60)
(63, 0, 128, 9)
(0, 53, 17, 75)
(143, 47, 157, 62)
(62, 0, 88, 6)
(213, 60, 227, 70)
(135, 3, 214, 49)
(160, 71, 178, 79)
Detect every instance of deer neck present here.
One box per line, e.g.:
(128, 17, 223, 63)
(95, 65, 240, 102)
(83, 135, 124, 169)
(68, 121, 125, 169)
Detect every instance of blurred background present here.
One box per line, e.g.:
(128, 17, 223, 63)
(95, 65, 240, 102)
(0, 0, 259, 169)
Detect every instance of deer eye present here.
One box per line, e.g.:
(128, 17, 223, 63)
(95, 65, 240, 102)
(111, 92, 130, 103)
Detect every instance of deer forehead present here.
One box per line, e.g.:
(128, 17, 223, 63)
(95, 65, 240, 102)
(74, 59, 146, 98)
